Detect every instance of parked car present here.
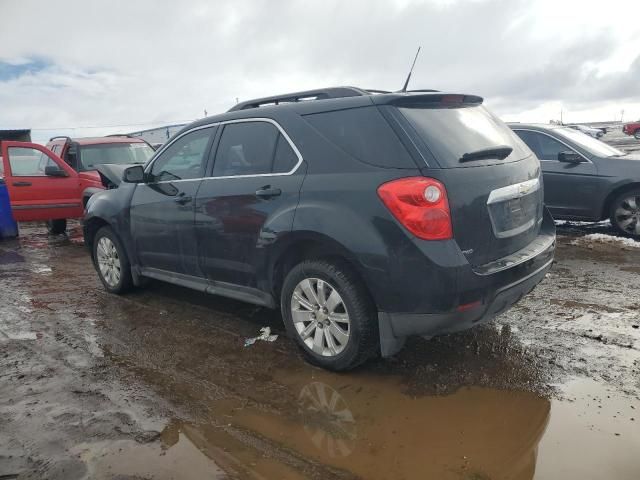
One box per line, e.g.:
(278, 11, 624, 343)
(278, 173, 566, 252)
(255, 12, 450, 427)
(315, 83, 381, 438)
(84, 87, 555, 371)
(510, 123, 640, 237)
(0, 136, 154, 234)
(623, 121, 640, 140)
(566, 124, 604, 139)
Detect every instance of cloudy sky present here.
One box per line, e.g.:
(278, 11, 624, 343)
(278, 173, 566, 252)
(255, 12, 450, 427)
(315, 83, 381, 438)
(1, 0, 639, 144)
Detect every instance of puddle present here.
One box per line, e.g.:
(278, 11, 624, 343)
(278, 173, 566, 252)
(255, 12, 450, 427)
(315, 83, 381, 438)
(151, 373, 640, 480)
(71, 434, 226, 480)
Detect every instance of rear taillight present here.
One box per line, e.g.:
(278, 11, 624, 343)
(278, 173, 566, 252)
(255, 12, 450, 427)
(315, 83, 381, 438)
(377, 177, 453, 240)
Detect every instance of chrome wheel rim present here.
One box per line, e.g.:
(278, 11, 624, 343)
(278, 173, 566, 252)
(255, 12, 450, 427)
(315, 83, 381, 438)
(96, 237, 121, 287)
(614, 195, 640, 235)
(291, 278, 350, 357)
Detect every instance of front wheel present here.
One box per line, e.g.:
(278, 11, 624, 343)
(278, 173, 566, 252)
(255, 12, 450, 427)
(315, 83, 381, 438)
(93, 226, 133, 294)
(46, 219, 67, 235)
(634, 130, 640, 140)
(281, 259, 379, 371)
(610, 189, 640, 238)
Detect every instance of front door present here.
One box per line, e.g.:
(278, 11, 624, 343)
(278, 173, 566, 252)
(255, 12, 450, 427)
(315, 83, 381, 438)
(130, 126, 216, 276)
(195, 120, 305, 288)
(513, 130, 600, 219)
(0, 141, 82, 221)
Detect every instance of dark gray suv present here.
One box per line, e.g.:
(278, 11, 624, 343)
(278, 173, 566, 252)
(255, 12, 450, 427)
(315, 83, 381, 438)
(84, 87, 555, 371)
(510, 123, 640, 238)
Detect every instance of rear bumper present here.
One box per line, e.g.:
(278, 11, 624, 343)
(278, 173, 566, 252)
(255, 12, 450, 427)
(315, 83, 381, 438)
(378, 209, 555, 356)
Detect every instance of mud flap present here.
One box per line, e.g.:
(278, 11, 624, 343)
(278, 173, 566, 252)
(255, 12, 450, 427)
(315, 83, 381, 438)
(378, 312, 406, 357)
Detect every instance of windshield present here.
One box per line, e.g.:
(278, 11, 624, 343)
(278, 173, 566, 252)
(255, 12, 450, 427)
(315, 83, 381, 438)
(398, 104, 531, 167)
(78, 143, 155, 171)
(555, 127, 625, 157)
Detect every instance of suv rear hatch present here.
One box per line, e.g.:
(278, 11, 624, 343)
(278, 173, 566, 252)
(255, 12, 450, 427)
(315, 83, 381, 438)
(386, 95, 543, 267)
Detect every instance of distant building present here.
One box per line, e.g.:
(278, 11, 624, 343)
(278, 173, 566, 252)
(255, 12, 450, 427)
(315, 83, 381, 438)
(0, 129, 31, 142)
(127, 124, 187, 147)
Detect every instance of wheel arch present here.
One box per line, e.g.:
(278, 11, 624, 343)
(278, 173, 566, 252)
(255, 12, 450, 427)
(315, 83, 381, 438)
(268, 232, 378, 310)
(601, 182, 640, 220)
(83, 216, 111, 258)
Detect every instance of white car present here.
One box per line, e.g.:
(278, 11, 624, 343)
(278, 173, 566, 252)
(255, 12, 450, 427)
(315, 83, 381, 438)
(567, 124, 604, 138)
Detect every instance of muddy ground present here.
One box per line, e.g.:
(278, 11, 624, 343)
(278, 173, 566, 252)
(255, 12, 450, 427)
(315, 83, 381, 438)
(1, 219, 639, 479)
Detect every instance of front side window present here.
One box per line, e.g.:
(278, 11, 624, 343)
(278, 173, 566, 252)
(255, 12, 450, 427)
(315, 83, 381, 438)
(7, 147, 57, 176)
(149, 128, 214, 182)
(514, 130, 572, 161)
(212, 121, 297, 177)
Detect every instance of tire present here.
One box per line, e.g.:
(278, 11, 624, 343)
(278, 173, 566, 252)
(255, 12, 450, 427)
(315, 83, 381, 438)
(609, 188, 640, 239)
(280, 259, 379, 371)
(46, 219, 67, 235)
(92, 226, 133, 294)
(634, 130, 640, 140)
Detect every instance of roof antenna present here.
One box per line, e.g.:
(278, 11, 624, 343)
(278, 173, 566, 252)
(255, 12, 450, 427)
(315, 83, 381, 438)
(400, 46, 421, 93)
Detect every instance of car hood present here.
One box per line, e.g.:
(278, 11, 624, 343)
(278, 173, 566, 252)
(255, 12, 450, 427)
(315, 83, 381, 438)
(94, 163, 137, 188)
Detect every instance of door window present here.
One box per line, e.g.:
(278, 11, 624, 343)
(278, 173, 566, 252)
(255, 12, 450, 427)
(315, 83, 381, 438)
(148, 127, 214, 182)
(212, 121, 298, 177)
(514, 130, 574, 161)
(7, 147, 58, 176)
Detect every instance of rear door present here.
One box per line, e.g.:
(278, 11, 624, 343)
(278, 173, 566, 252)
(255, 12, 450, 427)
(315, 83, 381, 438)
(513, 129, 599, 219)
(0, 141, 83, 221)
(195, 119, 305, 287)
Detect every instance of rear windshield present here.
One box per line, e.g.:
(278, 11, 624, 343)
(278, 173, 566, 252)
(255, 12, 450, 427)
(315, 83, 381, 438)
(78, 143, 155, 171)
(398, 105, 531, 167)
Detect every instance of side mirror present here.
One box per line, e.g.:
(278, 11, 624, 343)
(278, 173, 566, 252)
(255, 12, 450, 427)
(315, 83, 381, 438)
(44, 165, 69, 177)
(122, 165, 145, 183)
(558, 151, 583, 163)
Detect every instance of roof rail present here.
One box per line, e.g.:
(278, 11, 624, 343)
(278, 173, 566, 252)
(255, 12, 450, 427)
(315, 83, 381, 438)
(105, 133, 132, 138)
(228, 86, 370, 112)
(49, 135, 73, 142)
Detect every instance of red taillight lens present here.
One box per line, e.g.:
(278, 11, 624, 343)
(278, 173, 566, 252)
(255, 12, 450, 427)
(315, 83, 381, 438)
(377, 177, 453, 240)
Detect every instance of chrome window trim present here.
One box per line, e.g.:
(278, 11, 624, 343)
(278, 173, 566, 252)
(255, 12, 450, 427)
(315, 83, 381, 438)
(511, 128, 592, 164)
(144, 118, 304, 183)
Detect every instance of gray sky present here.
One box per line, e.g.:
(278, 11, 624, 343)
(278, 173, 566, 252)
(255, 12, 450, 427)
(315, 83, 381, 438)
(1, 0, 639, 144)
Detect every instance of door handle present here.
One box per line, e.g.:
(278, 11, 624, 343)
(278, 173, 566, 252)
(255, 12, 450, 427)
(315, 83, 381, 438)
(255, 187, 282, 199)
(174, 194, 193, 205)
(13, 181, 32, 187)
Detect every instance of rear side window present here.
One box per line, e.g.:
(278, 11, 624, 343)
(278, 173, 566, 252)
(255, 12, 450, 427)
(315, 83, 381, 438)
(399, 105, 531, 167)
(303, 106, 415, 168)
(212, 121, 298, 177)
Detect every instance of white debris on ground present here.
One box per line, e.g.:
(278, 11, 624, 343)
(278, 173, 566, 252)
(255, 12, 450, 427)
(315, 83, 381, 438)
(244, 326, 278, 347)
(570, 233, 640, 249)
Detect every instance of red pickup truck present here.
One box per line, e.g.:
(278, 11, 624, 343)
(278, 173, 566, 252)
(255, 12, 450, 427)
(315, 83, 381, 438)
(622, 121, 640, 140)
(0, 136, 154, 234)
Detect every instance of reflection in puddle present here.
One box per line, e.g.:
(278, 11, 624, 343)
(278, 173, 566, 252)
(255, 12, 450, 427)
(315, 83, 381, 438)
(298, 382, 357, 459)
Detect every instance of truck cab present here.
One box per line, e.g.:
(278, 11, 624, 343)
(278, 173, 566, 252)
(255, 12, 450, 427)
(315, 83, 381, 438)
(0, 136, 154, 234)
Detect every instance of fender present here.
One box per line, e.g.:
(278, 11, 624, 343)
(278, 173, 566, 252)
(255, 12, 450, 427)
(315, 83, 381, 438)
(83, 184, 139, 269)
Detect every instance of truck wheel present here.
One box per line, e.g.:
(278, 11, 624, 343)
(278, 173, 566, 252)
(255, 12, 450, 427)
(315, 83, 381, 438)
(634, 130, 640, 140)
(610, 188, 640, 238)
(46, 219, 67, 235)
(281, 259, 379, 371)
(93, 226, 133, 294)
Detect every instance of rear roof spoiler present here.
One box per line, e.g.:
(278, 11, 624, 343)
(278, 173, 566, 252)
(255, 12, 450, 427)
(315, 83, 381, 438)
(387, 94, 483, 107)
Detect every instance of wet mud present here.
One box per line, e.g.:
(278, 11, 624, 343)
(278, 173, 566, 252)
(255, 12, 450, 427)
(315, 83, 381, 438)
(1, 221, 639, 479)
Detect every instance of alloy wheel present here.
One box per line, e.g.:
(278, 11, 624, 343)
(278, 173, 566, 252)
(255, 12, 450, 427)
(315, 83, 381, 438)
(614, 194, 640, 236)
(291, 278, 350, 357)
(96, 237, 122, 287)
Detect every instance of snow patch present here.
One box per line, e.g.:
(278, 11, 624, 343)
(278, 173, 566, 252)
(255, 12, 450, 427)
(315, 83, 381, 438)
(571, 233, 640, 249)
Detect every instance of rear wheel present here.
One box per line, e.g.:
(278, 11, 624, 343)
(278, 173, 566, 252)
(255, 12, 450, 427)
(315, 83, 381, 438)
(46, 219, 67, 235)
(281, 259, 379, 371)
(93, 226, 133, 294)
(610, 189, 640, 238)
